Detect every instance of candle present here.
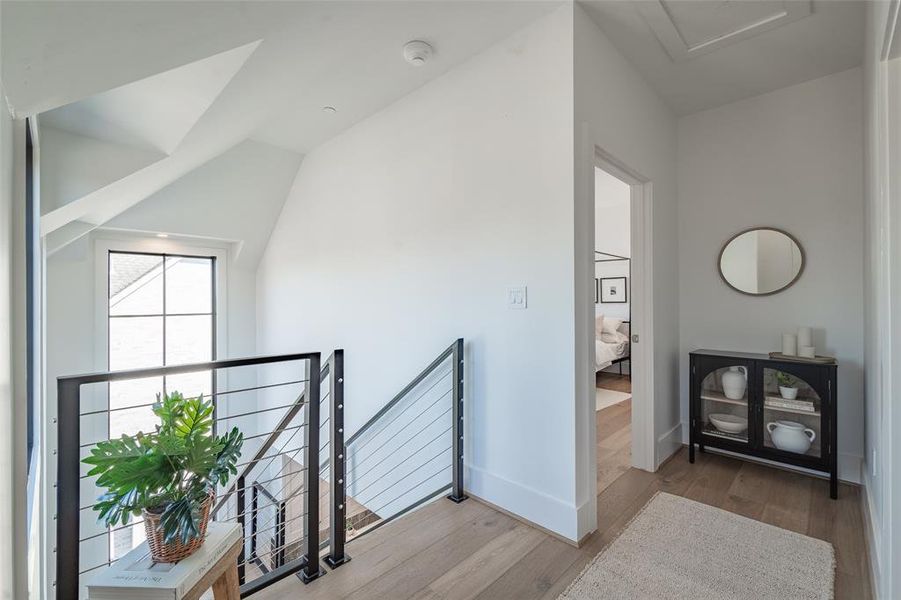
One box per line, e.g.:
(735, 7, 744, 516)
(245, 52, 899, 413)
(798, 326, 812, 349)
(782, 333, 797, 356)
(800, 345, 816, 359)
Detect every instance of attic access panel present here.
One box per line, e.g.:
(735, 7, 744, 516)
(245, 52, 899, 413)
(638, 0, 812, 62)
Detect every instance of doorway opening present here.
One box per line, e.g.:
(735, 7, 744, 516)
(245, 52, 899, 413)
(577, 141, 655, 533)
(593, 167, 634, 493)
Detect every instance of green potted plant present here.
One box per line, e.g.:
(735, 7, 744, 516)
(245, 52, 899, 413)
(83, 391, 244, 562)
(776, 371, 798, 400)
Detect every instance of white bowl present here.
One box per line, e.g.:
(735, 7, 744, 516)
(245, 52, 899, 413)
(709, 413, 748, 434)
(779, 386, 799, 400)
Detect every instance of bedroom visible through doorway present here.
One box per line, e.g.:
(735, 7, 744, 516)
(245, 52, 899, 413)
(594, 166, 633, 494)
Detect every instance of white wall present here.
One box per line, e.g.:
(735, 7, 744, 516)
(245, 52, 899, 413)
(0, 84, 18, 600)
(594, 167, 631, 322)
(884, 52, 901, 600)
(256, 7, 580, 539)
(574, 3, 680, 537)
(594, 167, 630, 257)
(862, 2, 901, 597)
(677, 67, 865, 483)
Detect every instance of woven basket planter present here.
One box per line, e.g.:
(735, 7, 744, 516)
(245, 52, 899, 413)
(143, 492, 215, 563)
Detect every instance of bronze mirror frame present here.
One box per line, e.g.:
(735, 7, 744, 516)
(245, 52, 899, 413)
(717, 227, 805, 297)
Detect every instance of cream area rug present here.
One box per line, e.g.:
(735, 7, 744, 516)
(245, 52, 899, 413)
(560, 492, 834, 600)
(596, 388, 631, 411)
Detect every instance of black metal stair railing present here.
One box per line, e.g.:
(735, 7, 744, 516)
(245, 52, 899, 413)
(55, 351, 331, 600)
(248, 481, 287, 573)
(323, 339, 466, 569)
(55, 340, 465, 597)
(211, 354, 336, 592)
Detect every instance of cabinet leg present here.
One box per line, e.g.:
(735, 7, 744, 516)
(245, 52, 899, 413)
(699, 444, 705, 454)
(689, 443, 695, 463)
(830, 472, 838, 500)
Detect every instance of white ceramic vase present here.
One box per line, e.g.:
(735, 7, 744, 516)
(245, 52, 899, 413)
(721, 366, 748, 400)
(767, 420, 816, 454)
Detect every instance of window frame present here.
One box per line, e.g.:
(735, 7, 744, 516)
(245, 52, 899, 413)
(25, 118, 36, 471)
(93, 235, 229, 559)
(106, 249, 218, 392)
(93, 235, 229, 392)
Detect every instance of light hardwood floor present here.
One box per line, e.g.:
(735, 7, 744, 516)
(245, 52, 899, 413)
(256, 446, 871, 599)
(596, 373, 633, 494)
(595, 371, 632, 394)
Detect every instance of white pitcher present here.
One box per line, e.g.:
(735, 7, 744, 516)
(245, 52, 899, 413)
(767, 420, 816, 454)
(721, 366, 747, 400)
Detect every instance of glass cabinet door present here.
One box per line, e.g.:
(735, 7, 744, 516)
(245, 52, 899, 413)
(761, 366, 822, 458)
(699, 364, 751, 444)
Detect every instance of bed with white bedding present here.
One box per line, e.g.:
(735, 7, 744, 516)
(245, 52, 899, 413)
(595, 317, 631, 372)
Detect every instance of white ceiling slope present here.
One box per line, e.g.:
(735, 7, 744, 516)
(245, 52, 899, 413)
(11, 1, 560, 239)
(107, 140, 302, 266)
(41, 42, 259, 155)
(0, 2, 266, 116)
(580, 0, 865, 115)
(40, 127, 165, 214)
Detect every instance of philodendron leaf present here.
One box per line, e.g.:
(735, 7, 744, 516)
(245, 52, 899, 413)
(159, 496, 200, 546)
(92, 449, 171, 494)
(210, 428, 244, 486)
(83, 433, 151, 475)
(184, 435, 221, 475)
(155, 432, 189, 459)
(94, 487, 141, 528)
(173, 395, 214, 440)
(153, 391, 184, 433)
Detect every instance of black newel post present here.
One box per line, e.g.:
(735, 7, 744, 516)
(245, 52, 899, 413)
(325, 350, 350, 569)
(448, 339, 468, 503)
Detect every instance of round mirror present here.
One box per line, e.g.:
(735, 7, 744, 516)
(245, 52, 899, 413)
(718, 228, 804, 296)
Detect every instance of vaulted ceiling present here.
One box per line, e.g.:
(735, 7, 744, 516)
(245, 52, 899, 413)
(41, 42, 259, 156)
(0, 1, 867, 254)
(1, 1, 561, 250)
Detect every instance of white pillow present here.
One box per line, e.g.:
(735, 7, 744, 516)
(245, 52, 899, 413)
(602, 316, 623, 334)
(595, 314, 606, 337)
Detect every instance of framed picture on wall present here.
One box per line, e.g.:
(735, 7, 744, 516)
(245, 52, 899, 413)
(595, 278, 600, 303)
(600, 277, 628, 303)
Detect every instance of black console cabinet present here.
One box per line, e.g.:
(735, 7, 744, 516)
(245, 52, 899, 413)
(689, 349, 838, 498)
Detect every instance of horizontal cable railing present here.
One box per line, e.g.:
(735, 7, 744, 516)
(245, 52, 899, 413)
(323, 339, 465, 568)
(55, 351, 330, 600)
(58, 340, 465, 597)
(215, 355, 334, 593)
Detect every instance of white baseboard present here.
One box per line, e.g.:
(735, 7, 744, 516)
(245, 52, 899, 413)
(862, 469, 883, 599)
(839, 453, 864, 485)
(465, 464, 580, 542)
(656, 422, 683, 468)
(575, 494, 597, 543)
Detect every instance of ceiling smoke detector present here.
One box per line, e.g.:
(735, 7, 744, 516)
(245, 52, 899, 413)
(403, 40, 433, 66)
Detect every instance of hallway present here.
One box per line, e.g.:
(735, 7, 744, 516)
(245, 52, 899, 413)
(255, 449, 871, 600)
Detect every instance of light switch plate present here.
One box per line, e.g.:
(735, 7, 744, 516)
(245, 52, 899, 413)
(506, 285, 527, 309)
